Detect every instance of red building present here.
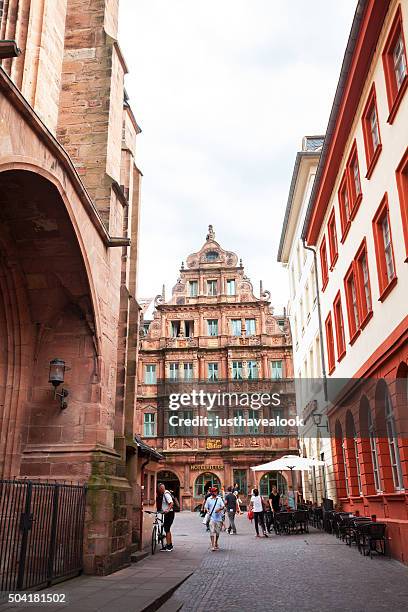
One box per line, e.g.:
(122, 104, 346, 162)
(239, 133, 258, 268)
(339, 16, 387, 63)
(0, 0, 155, 574)
(302, 0, 408, 563)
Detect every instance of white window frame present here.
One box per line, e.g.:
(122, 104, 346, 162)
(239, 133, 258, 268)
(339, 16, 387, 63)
(207, 319, 218, 336)
(207, 279, 217, 296)
(145, 364, 156, 384)
(208, 362, 219, 382)
(226, 279, 236, 295)
(271, 360, 283, 380)
(143, 412, 156, 437)
(189, 280, 198, 297)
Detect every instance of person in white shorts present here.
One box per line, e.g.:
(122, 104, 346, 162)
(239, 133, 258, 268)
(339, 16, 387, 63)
(204, 486, 225, 551)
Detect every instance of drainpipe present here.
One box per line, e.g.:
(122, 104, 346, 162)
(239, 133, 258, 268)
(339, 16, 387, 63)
(139, 457, 150, 551)
(302, 238, 328, 403)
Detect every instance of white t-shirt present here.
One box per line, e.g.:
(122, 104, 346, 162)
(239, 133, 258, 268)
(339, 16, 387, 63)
(162, 491, 173, 512)
(251, 494, 263, 513)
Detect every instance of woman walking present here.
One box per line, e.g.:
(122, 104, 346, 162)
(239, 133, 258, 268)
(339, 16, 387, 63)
(249, 488, 268, 538)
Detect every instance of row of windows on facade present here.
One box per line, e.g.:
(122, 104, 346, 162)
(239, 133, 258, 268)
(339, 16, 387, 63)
(320, 7, 408, 373)
(188, 278, 236, 297)
(142, 407, 286, 437)
(292, 8, 408, 350)
(144, 360, 284, 383)
(337, 386, 405, 496)
(319, 10, 406, 292)
(168, 318, 257, 338)
(324, 194, 398, 374)
(143, 318, 285, 338)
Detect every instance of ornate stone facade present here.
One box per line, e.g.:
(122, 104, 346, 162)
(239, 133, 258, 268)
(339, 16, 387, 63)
(137, 228, 297, 510)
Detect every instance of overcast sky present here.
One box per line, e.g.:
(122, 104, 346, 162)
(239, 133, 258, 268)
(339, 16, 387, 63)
(119, 0, 357, 311)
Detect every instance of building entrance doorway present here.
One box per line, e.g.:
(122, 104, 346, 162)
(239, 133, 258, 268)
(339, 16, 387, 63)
(157, 470, 181, 511)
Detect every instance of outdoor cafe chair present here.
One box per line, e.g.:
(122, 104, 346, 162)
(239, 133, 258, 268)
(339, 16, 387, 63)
(292, 510, 309, 534)
(311, 507, 323, 529)
(338, 514, 359, 542)
(274, 511, 293, 535)
(332, 512, 350, 538)
(345, 517, 372, 547)
(358, 522, 387, 558)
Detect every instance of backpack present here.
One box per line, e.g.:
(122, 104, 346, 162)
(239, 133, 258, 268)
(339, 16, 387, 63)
(166, 490, 180, 511)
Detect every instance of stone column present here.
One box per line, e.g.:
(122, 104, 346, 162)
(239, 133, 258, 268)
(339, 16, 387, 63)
(179, 319, 185, 337)
(262, 353, 269, 379)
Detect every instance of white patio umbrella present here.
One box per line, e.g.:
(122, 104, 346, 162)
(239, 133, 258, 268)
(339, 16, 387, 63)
(251, 455, 325, 509)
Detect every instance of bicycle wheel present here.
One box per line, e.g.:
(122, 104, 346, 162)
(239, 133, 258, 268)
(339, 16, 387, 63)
(151, 524, 157, 555)
(158, 524, 166, 550)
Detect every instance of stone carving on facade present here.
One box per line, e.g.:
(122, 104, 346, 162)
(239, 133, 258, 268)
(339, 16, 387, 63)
(260, 288, 271, 301)
(206, 224, 215, 241)
(172, 277, 185, 293)
(234, 438, 244, 447)
(250, 437, 260, 447)
(168, 438, 179, 449)
(154, 294, 165, 307)
(183, 439, 192, 448)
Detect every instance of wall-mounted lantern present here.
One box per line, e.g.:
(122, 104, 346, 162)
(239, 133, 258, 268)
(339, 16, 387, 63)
(49, 359, 69, 409)
(312, 411, 329, 432)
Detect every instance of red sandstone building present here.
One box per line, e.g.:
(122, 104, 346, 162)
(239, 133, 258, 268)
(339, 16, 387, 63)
(302, 0, 408, 563)
(0, 0, 155, 575)
(137, 227, 297, 510)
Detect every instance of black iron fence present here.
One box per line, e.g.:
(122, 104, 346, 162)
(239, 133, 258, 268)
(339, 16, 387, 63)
(0, 479, 87, 591)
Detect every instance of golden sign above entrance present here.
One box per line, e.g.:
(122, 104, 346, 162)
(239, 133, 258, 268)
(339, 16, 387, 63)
(191, 464, 224, 471)
(206, 438, 222, 450)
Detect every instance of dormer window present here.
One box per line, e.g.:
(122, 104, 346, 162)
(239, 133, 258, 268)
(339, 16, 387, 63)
(206, 250, 219, 261)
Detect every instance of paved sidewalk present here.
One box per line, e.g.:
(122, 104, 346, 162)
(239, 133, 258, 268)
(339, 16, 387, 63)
(161, 512, 408, 612)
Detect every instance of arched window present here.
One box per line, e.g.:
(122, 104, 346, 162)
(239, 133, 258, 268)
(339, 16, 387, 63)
(335, 420, 349, 498)
(259, 472, 287, 497)
(342, 435, 350, 497)
(346, 410, 362, 495)
(385, 388, 403, 490)
(354, 425, 362, 495)
(194, 472, 221, 497)
(367, 407, 381, 492)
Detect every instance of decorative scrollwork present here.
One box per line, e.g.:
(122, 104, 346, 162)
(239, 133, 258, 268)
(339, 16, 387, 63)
(154, 294, 165, 307)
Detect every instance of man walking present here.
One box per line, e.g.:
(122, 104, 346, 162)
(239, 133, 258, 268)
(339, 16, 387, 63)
(204, 486, 225, 551)
(225, 486, 239, 534)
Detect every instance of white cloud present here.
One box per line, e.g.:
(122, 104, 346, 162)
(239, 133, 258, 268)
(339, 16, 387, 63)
(119, 0, 357, 309)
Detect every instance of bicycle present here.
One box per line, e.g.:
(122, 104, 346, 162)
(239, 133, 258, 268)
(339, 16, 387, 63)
(145, 511, 166, 555)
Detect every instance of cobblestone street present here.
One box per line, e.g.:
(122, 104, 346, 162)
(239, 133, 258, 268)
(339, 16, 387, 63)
(162, 512, 408, 612)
